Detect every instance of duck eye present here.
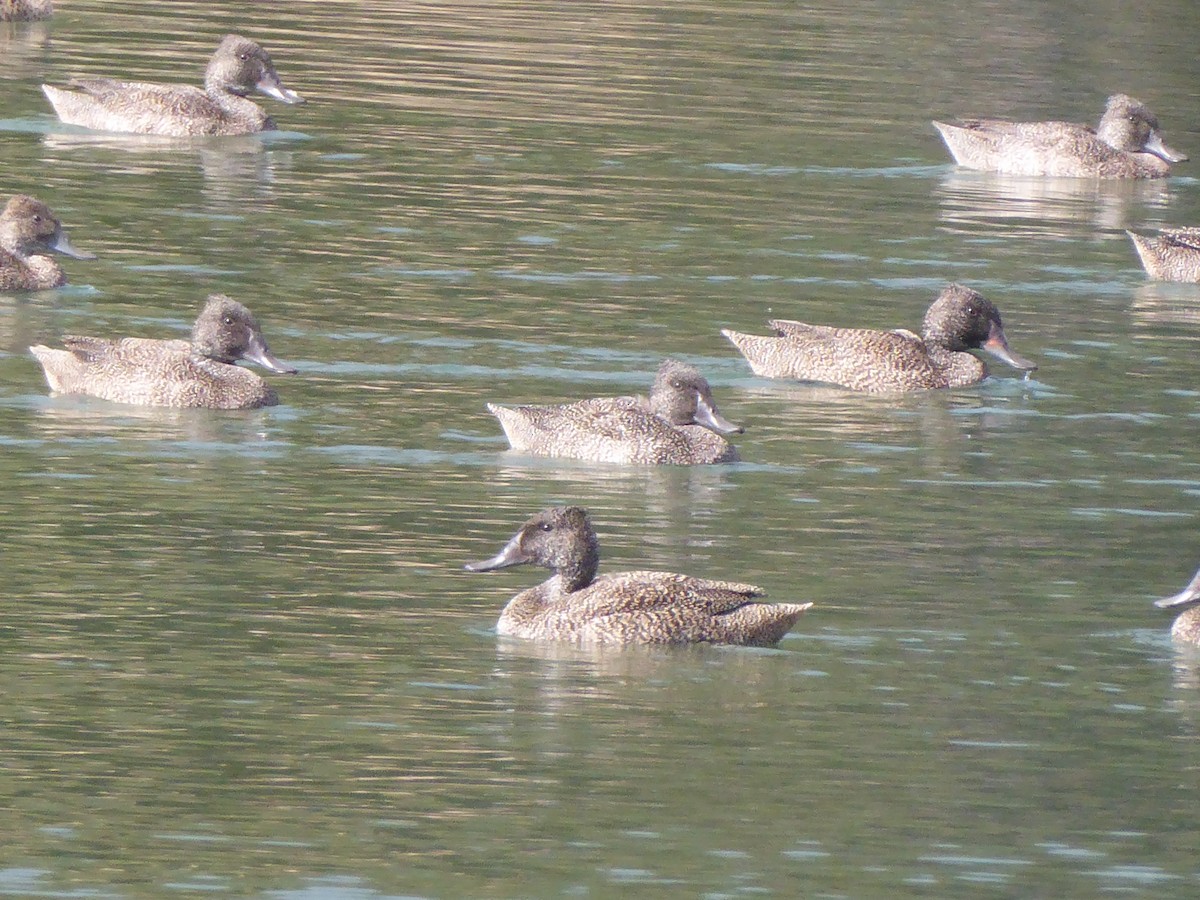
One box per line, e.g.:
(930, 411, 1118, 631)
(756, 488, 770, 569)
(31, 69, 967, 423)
(538, 522, 553, 532)
(222, 315, 235, 326)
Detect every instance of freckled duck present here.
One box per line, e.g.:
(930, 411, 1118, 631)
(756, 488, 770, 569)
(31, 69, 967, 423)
(0, 194, 94, 292)
(486, 359, 743, 464)
(466, 505, 812, 646)
(1127, 227, 1200, 282)
(42, 34, 304, 136)
(30, 293, 297, 409)
(721, 283, 1036, 393)
(932, 94, 1186, 178)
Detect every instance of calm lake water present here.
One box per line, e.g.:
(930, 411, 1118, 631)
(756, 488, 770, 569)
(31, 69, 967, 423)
(2, 0, 1200, 896)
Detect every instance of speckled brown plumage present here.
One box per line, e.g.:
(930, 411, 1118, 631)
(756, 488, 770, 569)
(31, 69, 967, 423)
(933, 94, 1186, 178)
(0, 0, 51, 21)
(486, 359, 743, 465)
(42, 34, 304, 136)
(1127, 227, 1200, 282)
(1155, 565, 1200, 645)
(29, 293, 297, 409)
(722, 283, 1036, 393)
(0, 194, 93, 292)
(466, 506, 811, 646)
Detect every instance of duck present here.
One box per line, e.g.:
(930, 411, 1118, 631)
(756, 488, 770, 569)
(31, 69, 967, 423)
(1, 0, 52, 21)
(0, 194, 94, 292)
(1126, 227, 1200, 282)
(1155, 565, 1200, 645)
(485, 359, 743, 465)
(465, 506, 812, 646)
(932, 94, 1186, 178)
(721, 283, 1036, 393)
(41, 34, 304, 136)
(29, 293, 297, 409)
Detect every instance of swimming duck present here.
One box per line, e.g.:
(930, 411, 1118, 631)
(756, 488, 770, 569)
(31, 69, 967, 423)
(1155, 565, 1200, 645)
(29, 293, 297, 409)
(1127, 227, 1200, 282)
(1, 0, 51, 21)
(933, 94, 1186, 178)
(0, 194, 94, 292)
(721, 283, 1036, 393)
(465, 506, 812, 645)
(42, 34, 304, 136)
(486, 359, 743, 464)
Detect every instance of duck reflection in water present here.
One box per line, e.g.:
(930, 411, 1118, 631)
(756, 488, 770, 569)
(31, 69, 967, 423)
(936, 169, 1173, 236)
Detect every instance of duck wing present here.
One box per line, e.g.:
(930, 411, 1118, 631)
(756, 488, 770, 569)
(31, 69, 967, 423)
(954, 118, 1094, 143)
(1161, 228, 1200, 252)
(66, 78, 207, 107)
(583, 571, 765, 618)
(573, 572, 810, 646)
(764, 321, 941, 391)
(60, 335, 119, 362)
(61, 335, 193, 370)
(545, 395, 653, 438)
(768, 319, 842, 339)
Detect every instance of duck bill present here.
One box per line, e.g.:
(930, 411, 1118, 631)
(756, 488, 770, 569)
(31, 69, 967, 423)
(1156, 569, 1200, 608)
(49, 229, 96, 260)
(256, 74, 305, 105)
(1144, 132, 1187, 164)
(694, 393, 744, 435)
(464, 533, 529, 572)
(243, 334, 298, 374)
(1156, 588, 1200, 610)
(982, 321, 1037, 372)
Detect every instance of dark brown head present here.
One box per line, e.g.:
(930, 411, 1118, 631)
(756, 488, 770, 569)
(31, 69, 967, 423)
(922, 284, 1037, 373)
(0, 194, 94, 260)
(465, 505, 600, 593)
(191, 293, 297, 373)
(1097, 94, 1186, 163)
(650, 359, 743, 434)
(208, 34, 304, 105)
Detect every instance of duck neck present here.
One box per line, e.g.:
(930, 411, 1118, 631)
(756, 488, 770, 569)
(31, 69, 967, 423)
(204, 80, 270, 128)
(928, 344, 985, 383)
(16, 253, 65, 289)
(679, 425, 734, 463)
(555, 542, 599, 594)
(648, 391, 682, 424)
(920, 319, 959, 353)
